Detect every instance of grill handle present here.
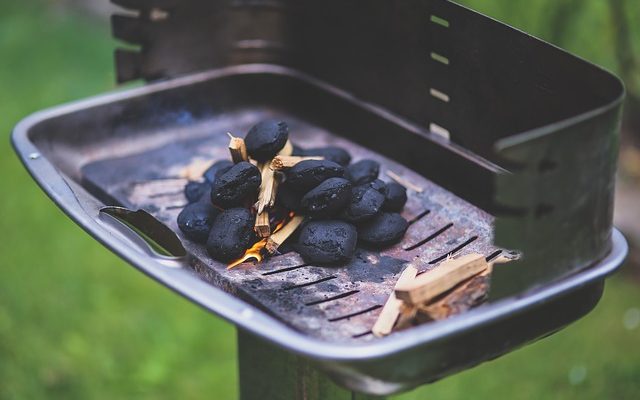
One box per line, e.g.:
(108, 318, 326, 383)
(99, 206, 187, 266)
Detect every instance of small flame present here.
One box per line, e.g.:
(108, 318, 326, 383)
(226, 212, 297, 269)
(273, 219, 286, 233)
(227, 239, 267, 269)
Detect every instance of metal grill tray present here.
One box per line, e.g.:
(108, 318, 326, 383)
(12, 66, 627, 394)
(80, 97, 502, 342)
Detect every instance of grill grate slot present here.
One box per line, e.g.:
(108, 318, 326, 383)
(262, 263, 309, 276)
(404, 223, 453, 251)
(428, 236, 479, 265)
(283, 276, 337, 291)
(305, 290, 360, 306)
(328, 305, 383, 322)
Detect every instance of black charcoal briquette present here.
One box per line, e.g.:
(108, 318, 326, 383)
(341, 180, 387, 222)
(383, 182, 408, 212)
(276, 182, 303, 212)
(296, 220, 357, 265)
(292, 143, 305, 156)
(177, 201, 219, 243)
(245, 120, 289, 162)
(203, 160, 233, 183)
(300, 146, 352, 166)
(206, 208, 258, 262)
(358, 213, 408, 248)
(346, 159, 380, 185)
(286, 160, 345, 193)
(210, 161, 261, 208)
(300, 177, 351, 217)
(184, 181, 210, 203)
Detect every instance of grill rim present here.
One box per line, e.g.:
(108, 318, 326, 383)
(11, 72, 627, 360)
(11, 66, 627, 393)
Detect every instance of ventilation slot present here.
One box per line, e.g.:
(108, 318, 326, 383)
(404, 223, 453, 251)
(328, 305, 382, 322)
(430, 52, 450, 65)
(283, 276, 336, 291)
(430, 88, 450, 103)
(305, 290, 360, 306)
(430, 14, 450, 28)
(262, 263, 309, 276)
(429, 122, 450, 140)
(428, 236, 478, 264)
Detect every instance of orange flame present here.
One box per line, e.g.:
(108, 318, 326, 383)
(226, 212, 296, 270)
(227, 239, 267, 269)
(273, 219, 286, 233)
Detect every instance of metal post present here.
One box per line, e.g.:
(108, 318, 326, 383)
(237, 329, 385, 400)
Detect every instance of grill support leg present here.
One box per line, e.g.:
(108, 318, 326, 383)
(238, 329, 385, 400)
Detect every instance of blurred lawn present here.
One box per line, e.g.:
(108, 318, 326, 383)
(0, 1, 639, 399)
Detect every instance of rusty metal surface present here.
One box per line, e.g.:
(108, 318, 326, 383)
(81, 109, 503, 341)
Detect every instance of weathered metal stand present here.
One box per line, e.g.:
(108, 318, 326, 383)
(238, 330, 384, 400)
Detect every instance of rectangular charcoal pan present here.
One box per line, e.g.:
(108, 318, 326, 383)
(80, 102, 504, 342)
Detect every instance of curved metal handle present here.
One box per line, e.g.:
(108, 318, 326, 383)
(99, 206, 187, 266)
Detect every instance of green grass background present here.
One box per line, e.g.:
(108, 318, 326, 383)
(1, 1, 638, 399)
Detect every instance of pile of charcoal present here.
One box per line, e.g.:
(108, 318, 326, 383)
(177, 120, 410, 266)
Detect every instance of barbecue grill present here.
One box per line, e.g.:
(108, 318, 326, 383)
(12, 0, 628, 398)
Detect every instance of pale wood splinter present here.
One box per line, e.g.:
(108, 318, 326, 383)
(386, 170, 424, 193)
(395, 253, 489, 305)
(227, 132, 248, 163)
(270, 155, 324, 170)
(255, 211, 271, 238)
(269, 172, 282, 208)
(256, 162, 276, 214)
(255, 141, 293, 212)
(278, 139, 294, 157)
(265, 215, 305, 254)
(372, 264, 418, 337)
(418, 266, 492, 320)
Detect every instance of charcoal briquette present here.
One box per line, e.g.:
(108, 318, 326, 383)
(296, 220, 357, 265)
(300, 177, 351, 217)
(383, 182, 408, 212)
(358, 213, 408, 248)
(245, 120, 289, 162)
(203, 160, 233, 183)
(368, 179, 388, 195)
(341, 180, 387, 222)
(177, 201, 219, 243)
(292, 143, 305, 156)
(210, 161, 261, 208)
(300, 146, 352, 166)
(206, 208, 258, 262)
(286, 160, 345, 193)
(184, 180, 210, 203)
(276, 182, 303, 212)
(346, 159, 380, 185)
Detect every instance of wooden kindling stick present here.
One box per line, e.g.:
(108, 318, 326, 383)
(265, 215, 304, 254)
(372, 264, 418, 337)
(270, 155, 323, 170)
(386, 170, 424, 193)
(254, 140, 294, 213)
(416, 253, 516, 320)
(395, 253, 489, 305)
(227, 132, 248, 163)
(279, 139, 293, 157)
(255, 162, 276, 214)
(417, 267, 491, 321)
(255, 211, 271, 238)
